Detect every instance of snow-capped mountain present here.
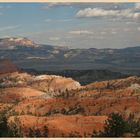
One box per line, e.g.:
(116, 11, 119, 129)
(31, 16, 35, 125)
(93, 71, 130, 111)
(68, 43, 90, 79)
(0, 37, 39, 49)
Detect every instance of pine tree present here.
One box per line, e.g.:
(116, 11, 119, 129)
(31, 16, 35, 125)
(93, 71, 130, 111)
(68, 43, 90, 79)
(102, 113, 126, 137)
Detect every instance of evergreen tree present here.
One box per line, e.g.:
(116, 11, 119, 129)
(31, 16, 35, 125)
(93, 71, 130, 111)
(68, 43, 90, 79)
(43, 126, 49, 137)
(92, 113, 126, 137)
(103, 113, 126, 137)
(0, 114, 8, 137)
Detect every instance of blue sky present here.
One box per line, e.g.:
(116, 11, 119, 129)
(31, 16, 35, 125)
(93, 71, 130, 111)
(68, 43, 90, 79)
(0, 3, 140, 49)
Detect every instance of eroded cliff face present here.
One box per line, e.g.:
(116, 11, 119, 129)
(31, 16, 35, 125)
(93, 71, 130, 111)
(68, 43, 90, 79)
(0, 71, 81, 92)
(7, 115, 107, 137)
(0, 69, 140, 137)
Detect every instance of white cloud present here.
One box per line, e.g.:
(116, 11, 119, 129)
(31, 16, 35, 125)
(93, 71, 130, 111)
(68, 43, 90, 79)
(123, 28, 131, 32)
(0, 25, 19, 32)
(76, 7, 140, 20)
(57, 19, 72, 22)
(135, 3, 140, 9)
(45, 19, 52, 22)
(43, 3, 130, 10)
(49, 37, 60, 41)
(0, 5, 11, 9)
(48, 2, 72, 7)
(111, 31, 117, 34)
(69, 30, 94, 35)
(45, 18, 72, 23)
(43, 2, 72, 9)
(137, 27, 140, 31)
(100, 31, 106, 35)
(6, 5, 12, 9)
(0, 5, 11, 16)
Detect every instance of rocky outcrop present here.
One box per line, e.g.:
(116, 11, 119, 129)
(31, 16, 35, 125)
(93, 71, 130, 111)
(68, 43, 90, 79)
(7, 115, 107, 137)
(0, 72, 81, 92)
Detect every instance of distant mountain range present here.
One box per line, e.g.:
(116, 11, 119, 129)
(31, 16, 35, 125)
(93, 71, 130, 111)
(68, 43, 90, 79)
(0, 37, 140, 74)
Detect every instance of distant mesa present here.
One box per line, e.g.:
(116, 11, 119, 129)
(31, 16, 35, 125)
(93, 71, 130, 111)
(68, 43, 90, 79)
(0, 59, 19, 74)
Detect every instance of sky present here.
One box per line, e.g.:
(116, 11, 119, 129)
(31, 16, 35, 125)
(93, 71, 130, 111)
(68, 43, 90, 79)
(0, 3, 140, 49)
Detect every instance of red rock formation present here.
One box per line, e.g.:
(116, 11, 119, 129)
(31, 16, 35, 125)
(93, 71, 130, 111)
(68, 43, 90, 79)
(8, 115, 107, 137)
(0, 68, 140, 137)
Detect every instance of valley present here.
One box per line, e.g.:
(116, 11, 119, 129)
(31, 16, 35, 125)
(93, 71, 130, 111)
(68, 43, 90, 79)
(0, 38, 140, 137)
